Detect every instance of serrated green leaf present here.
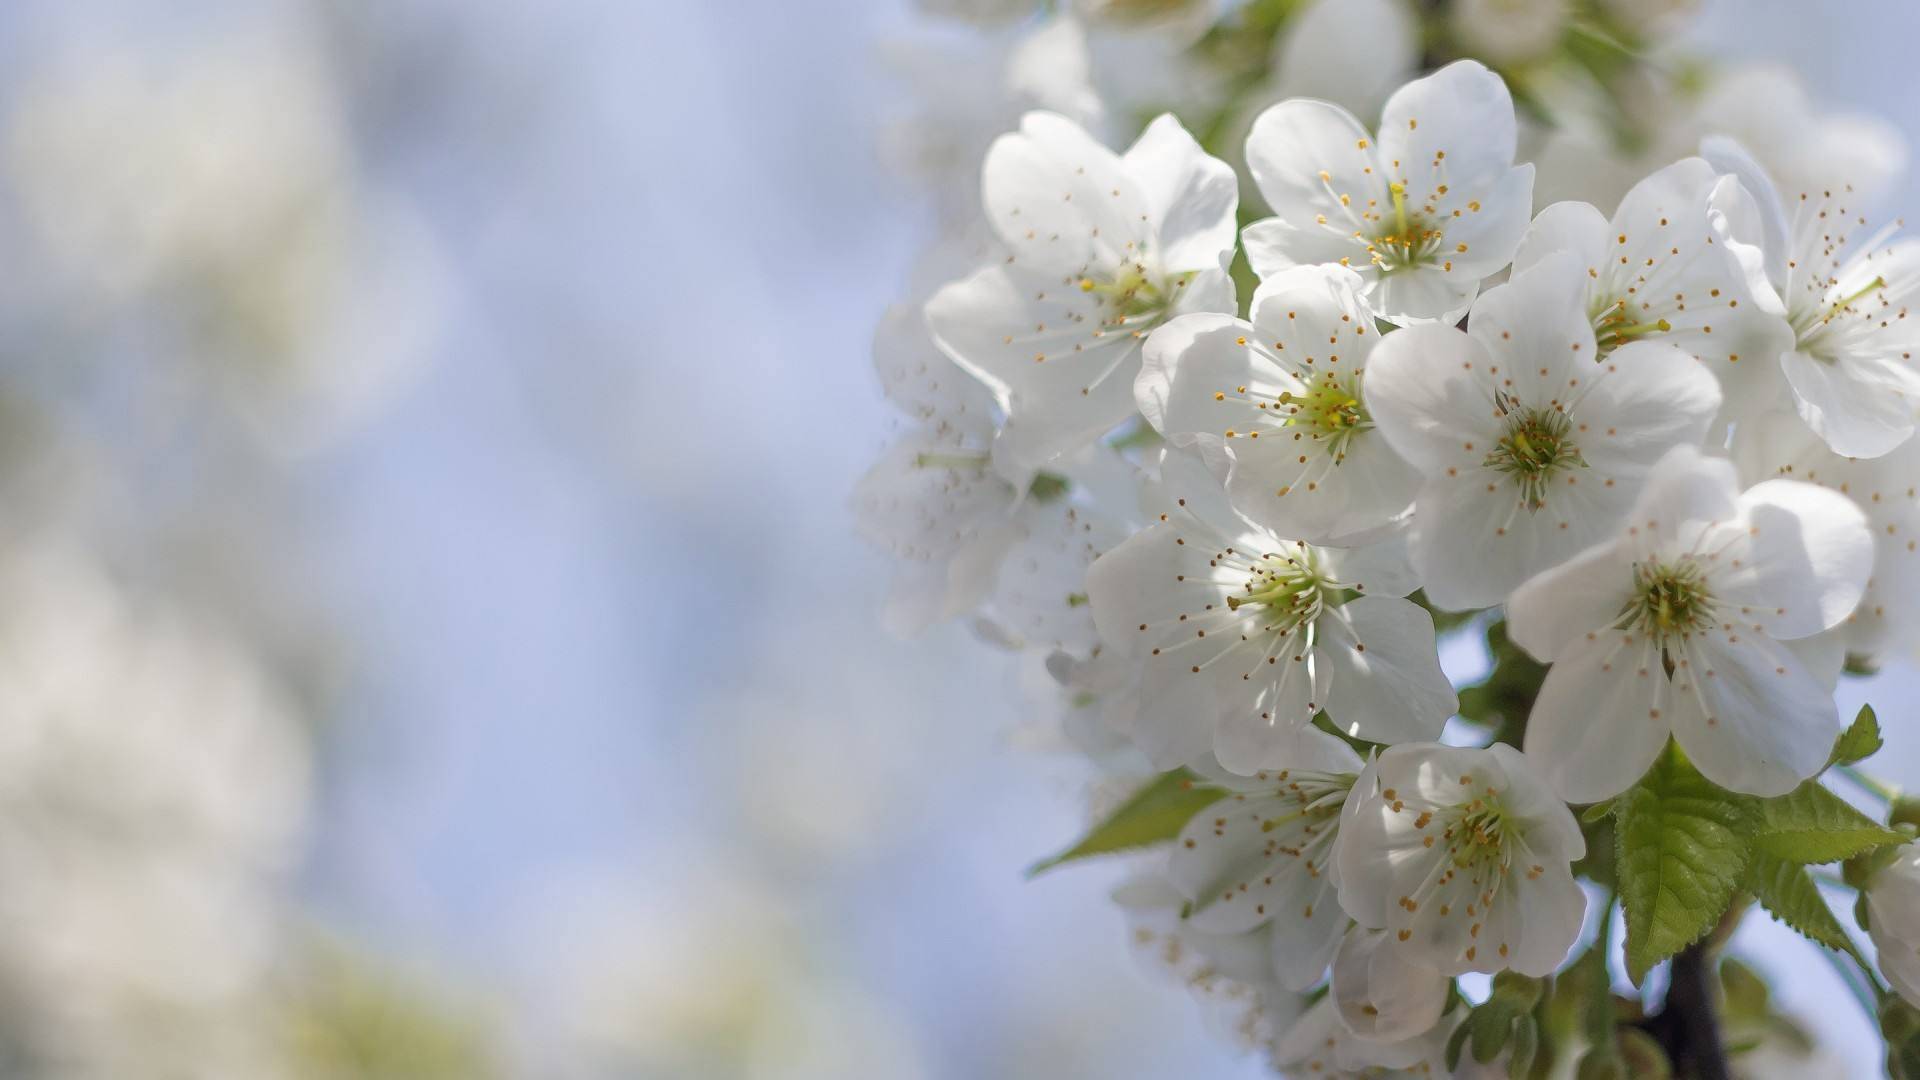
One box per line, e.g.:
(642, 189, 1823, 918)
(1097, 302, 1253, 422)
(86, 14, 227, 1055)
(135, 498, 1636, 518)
(1830, 704, 1883, 767)
(1744, 851, 1868, 966)
(1027, 769, 1219, 877)
(1754, 780, 1904, 864)
(1616, 748, 1755, 984)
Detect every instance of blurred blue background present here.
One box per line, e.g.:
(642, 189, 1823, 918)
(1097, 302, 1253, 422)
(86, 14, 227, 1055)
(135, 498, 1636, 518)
(0, 0, 1913, 1075)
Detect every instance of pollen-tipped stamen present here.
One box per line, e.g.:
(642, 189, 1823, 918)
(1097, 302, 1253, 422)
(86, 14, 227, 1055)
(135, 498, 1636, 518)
(1483, 401, 1585, 510)
(1622, 559, 1716, 642)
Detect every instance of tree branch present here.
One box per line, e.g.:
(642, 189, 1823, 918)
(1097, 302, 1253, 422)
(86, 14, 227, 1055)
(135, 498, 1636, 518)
(1646, 942, 1731, 1080)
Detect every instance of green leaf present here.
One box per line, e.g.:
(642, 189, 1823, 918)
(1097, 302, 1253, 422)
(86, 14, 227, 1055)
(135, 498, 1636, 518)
(1581, 799, 1615, 824)
(1744, 851, 1868, 965)
(1753, 780, 1904, 864)
(1616, 748, 1755, 984)
(1027, 769, 1220, 877)
(1830, 704, 1884, 766)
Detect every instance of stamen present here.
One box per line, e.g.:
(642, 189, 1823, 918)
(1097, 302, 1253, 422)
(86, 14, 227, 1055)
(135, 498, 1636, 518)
(1482, 394, 1585, 510)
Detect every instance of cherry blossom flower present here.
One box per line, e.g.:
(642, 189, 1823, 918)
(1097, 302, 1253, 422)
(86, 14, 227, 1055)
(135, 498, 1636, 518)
(1867, 844, 1920, 1009)
(1136, 264, 1420, 545)
(1511, 157, 1796, 425)
(1705, 136, 1920, 458)
(1242, 59, 1534, 324)
(856, 306, 1127, 648)
(1269, 993, 1454, 1078)
(1328, 925, 1451, 1043)
(1363, 251, 1723, 610)
(1733, 408, 1920, 659)
(1509, 445, 1873, 801)
(927, 110, 1238, 472)
(1335, 743, 1587, 977)
(1084, 465, 1453, 773)
(1167, 729, 1362, 988)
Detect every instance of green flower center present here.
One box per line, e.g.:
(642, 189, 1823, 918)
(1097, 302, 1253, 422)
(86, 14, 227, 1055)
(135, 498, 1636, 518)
(1368, 183, 1445, 273)
(1590, 296, 1673, 355)
(1079, 264, 1194, 320)
(1446, 795, 1512, 871)
(1226, 550, 1333, 636)
(1623, 559, 1716, 642)
(1279, 372, 1371, 456)
(1483, 396, 1585, 510)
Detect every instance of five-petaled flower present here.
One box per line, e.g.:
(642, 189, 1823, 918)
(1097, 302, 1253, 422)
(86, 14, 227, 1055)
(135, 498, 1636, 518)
(1509, 444, 1873, 801)
(1363, 251, 1723, 611)
(1241, 59, 1534, 324)
(927, 110, 1238, 474)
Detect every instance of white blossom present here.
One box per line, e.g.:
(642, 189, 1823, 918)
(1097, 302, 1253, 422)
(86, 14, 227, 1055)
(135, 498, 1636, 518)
(1706, 136, 1920, 458)
(1085, 463, 1453, 773)
(1509, 445, 1873, 801)
(1335, 743, 1587, 977)
(927, 111, 1238, 473)
(1511, 156, 1796, 426)
(1364, 251, 1723, 610)
(1242, 59, 1534, 324)
(1328, 925, 1452, 1043)
(1268, 994, 1453, 1078)
(1733, 407, 1920, 659)
(1167, 728, 1362, 989)
(1136, 264, 1420, 545)
(1868, 844, 1920, 1010)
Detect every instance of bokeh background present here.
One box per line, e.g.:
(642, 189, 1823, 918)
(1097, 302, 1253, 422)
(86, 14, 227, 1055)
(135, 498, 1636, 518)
(0, 0, 1910, 1076)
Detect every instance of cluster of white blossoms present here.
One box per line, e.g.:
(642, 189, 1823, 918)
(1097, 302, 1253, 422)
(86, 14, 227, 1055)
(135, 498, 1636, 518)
(866, 4, 1920, 1076)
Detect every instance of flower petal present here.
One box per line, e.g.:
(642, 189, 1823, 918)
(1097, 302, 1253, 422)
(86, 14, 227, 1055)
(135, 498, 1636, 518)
(1512, 199, 1610, 275)
(1782, 347, 1920, 459)
(1506, 538, 1635, 663)
(1315, 595, 1455, 744)
(1122, 113, 1239, 271)
(1523, 630, 1673, 803)
(1377, 59, 1517, 194)
(1331, 928, 1449, 1042)
(1711, 478, 1873, 640)
(1668, 629, 1838, 797)
(983, 110, 1151, 276)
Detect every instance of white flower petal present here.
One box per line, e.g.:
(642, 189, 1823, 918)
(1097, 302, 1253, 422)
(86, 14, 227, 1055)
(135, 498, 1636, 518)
(1331, 928, 1448, 1042)
(1506, 538, 1635, 663)
(1228, 431, 1420, 548)
(1782, 347, 1920, 459)
(1135, 311, 1257, 453)
(1243, 98, 1383, 276)
(926, 263, 1143, 452)
(1512, 199, 1610, 274)
(1523, 630, 1673, 803)
(1668, 629, 1837, 797)
(1711, 478, 1873, 640)
(1571, 339, 1722, 474)
(1315, 595, 1455, 745)
(1614, 444, 1741, 563)
(1463, 252, 1595, 394)
(1700, 135, 1791, 293)
(1122, 113, 1239, 271)
(1362, 322, 1502, 466)
(1273, 0, 1417, 122)
(982, 110, 1151, 275)
(1365, 265, 1478, 326)
(1377, 59, 1517, 193)
(1434, 164, 1536, 278)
